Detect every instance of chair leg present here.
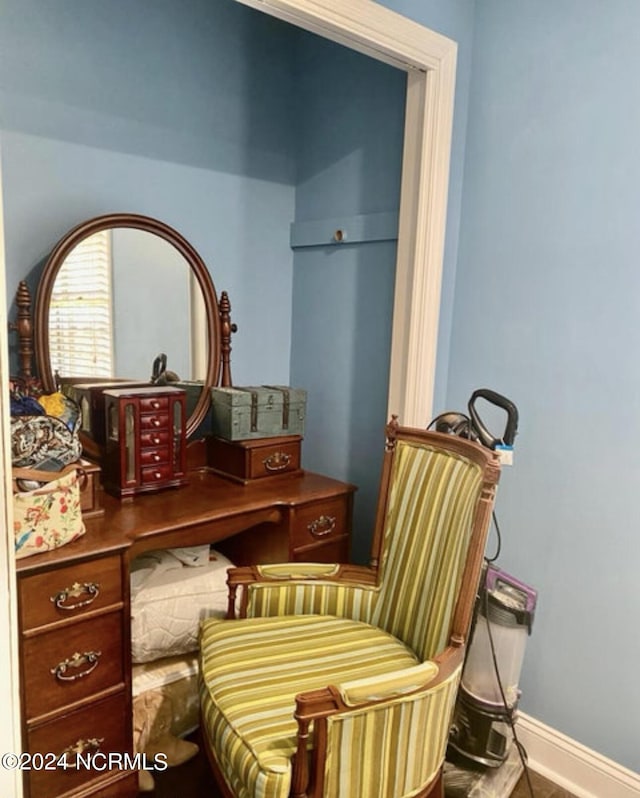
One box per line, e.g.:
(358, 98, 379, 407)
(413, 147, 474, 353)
(424, 767, 444, 798)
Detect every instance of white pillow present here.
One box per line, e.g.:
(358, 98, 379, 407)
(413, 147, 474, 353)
(130, 547, 234, 663)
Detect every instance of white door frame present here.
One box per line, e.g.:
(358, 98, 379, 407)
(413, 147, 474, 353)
(235, 0, 457, 426)
(0, 149, 23, 797)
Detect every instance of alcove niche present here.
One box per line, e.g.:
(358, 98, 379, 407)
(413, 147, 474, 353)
(236, 0, 457, 426)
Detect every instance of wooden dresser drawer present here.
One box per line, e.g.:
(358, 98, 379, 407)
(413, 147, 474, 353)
(207, 435, 302, 483)
(25, 691, 131, 798)
(292, 536, 349, 563)
(19, 555, 123, 633)
(22, 612, 124, 721)
(290, 496, 350, 552)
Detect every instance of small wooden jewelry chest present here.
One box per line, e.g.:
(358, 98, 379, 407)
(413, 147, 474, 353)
(102, 386, 188, 498)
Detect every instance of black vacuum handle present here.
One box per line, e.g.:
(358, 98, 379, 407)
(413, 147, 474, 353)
(468, 388, 519, 449)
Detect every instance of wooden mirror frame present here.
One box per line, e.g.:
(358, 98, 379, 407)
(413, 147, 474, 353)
(34, 212, 231, 438)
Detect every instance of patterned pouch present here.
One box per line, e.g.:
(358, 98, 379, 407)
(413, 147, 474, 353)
(10, 412, 82, 472)
(13, 467, 86, 559)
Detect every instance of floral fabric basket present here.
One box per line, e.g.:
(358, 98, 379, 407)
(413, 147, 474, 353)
(13, 466, 86, 560)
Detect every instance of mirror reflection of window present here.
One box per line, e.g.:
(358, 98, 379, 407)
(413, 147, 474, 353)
(190, 272, 206, 380)
(49, 230, 114, 378)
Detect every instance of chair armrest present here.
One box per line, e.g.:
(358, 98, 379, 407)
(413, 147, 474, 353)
(226, 563, 378, 619)
(290, 646, 464, 798)
(296, 646, 463, 718)
(337, 660, 440, 706)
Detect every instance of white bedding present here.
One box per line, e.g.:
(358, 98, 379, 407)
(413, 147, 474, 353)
(132, 652, 199, 696)
(132, 653, 201, 747)
(130, 545, 234, 663)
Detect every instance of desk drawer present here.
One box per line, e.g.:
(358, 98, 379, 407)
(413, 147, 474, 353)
(22, 612, 124, 721)
(290, 496, 350, 551)
(19, 555, 123, 633)
(25, 691, 131, 798)
(207, 435, 302, 483)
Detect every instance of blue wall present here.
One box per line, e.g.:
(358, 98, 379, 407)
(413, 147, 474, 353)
(449, 0, 640, 772)
(289, 33, 406, 563)
(289, 2, 478, 563)
(1, 0, 298, 385)
(302, 0, 484, 566)
(5, 0, 633, 776)
(0, 0, 424, 567)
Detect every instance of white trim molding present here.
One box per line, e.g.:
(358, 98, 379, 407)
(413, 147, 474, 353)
(0, 143, 24, 798)
(518, 713, 640, 798)
(235, 0, 457, 426)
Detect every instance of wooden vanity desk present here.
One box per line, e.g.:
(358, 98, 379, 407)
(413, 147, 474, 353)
(15, 468, 355, 798)
(11, 213, 355, 796)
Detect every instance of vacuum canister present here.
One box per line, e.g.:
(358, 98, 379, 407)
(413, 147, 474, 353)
(448, 565, 537, 768)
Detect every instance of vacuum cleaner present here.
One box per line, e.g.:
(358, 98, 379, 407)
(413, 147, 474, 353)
(449, 564, 537, 768)
(430, 390, 538, 772)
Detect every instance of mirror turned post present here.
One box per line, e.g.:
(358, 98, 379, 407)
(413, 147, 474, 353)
(8, 280, 34, 379)
(219, 290, 237, 389)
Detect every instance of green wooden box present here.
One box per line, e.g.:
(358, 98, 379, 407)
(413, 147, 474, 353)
(210, 385, 307, 441)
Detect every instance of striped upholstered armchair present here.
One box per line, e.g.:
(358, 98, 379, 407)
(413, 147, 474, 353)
(199, 420, 501, 798)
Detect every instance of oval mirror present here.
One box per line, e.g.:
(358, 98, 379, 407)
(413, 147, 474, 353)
(34, 213, 223, 438)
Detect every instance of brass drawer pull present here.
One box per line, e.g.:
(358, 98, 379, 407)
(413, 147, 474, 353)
(51, 650, 102, 682)
(263, 452, 291, 472)
(60, 737, 105, 768)
(61, 736, 104, 757)
(51, 581, 100, 611)
(307, 515, 336, 537)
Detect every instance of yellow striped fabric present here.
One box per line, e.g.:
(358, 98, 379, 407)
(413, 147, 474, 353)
(246, 579, 378, 623)
(323, 665, 462, 798)
(199, 614, 418, 798)
(245, 443, 482, 664)
(338, 661, 439, 706)
(256, 563, 341, 579)
(200, 440, 486, 796)
(372, 442, 483, 661)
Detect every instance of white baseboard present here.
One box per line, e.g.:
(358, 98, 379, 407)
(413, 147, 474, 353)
(517, 713, 640, 797)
